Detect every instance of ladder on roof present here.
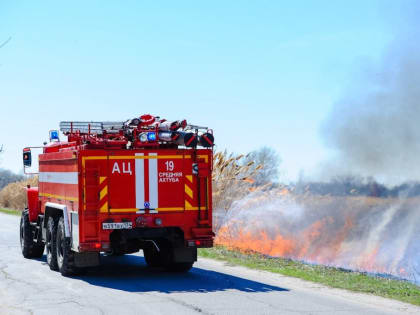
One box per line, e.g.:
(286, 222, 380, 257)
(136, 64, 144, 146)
(59, 121, 124, 134)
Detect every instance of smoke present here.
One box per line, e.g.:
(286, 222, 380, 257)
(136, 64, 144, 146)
(214, 2, 420, 285)
(215, 189, 420, 284)
(321, 2, 420, 184)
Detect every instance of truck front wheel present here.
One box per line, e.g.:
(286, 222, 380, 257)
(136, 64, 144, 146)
(20, 210, 44, 258)
(56, 217, 77, 276)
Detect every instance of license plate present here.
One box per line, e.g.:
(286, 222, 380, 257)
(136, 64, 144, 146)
(102, 222, 132, 230)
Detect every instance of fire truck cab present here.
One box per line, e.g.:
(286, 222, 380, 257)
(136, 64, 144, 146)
(20, 114, 214, 276)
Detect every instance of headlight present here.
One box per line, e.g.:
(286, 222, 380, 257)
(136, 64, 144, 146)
(139, 133, 148, 142)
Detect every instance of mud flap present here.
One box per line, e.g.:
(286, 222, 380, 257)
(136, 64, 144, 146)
(74, 252, 100, 268)
(71, 213, 79, 252)
(172, 247, 197, 263)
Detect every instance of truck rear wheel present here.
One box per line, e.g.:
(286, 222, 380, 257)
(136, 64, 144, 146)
(56, 217, 77, 276)
(143, 246, 167, 267)
(46, 217, 58, 271)
(144, 242, 195, 272)
(166, 247, 196, 272)
(20, 211, 44, 258)
(167, 262, 194, 272)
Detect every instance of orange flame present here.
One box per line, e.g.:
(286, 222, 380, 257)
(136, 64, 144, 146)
(214, 191, 409, 279)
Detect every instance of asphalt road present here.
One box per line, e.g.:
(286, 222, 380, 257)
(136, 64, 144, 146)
(0, 212, 419, 315)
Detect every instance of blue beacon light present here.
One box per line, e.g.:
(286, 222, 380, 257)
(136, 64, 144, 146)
(147, 132, 156, 141)
(49, 130, 60, 141)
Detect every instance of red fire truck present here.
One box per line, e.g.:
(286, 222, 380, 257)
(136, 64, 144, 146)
(20, 114, 214, 276)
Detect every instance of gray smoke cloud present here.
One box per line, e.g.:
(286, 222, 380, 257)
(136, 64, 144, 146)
(321, 2, 420, 184)
(215, 2, 420, 286)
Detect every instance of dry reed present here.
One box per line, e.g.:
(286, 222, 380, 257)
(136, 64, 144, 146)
(212, 150, 262, 231)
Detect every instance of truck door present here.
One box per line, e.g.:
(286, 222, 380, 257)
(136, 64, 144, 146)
(107, 152, 185, 213)
(155, 154, 185, 212)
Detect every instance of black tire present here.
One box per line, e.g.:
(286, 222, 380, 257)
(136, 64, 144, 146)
(108, 248, 125, 256)
(46, 217, 58, 271)
(56, 217, 77, 276)
(165, 247, 195, 272)
(20, 211, 44, 258)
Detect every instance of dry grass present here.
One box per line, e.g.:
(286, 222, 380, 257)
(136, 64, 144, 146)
(0, 176, 38, 210)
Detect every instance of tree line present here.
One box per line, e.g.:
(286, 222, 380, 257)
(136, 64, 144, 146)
(0, 169, 24, 190)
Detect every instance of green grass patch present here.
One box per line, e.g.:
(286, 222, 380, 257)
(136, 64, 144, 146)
(199, 246, 420, 306)
(0, 208, 21, 216)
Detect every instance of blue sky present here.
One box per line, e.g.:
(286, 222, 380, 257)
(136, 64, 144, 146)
(0, 1, 398, 180)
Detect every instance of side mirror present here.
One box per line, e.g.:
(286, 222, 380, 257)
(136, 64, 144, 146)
(23, 148, 32, 167)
